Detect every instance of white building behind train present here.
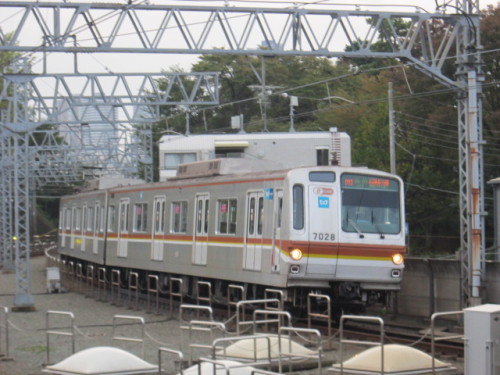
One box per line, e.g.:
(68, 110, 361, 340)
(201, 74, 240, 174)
(158, 128, 351, 181)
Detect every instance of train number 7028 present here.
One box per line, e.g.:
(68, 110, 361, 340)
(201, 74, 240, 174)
(312, 232, 335, 241)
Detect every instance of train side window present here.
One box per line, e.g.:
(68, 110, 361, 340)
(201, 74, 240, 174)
(75, 207, 82, 230)
(133, 203, 148, 232)
(154, 199, 166, 233)
(257, 197, 264, 235)
(108, 205, 116, 232)
(217, 199, 237, 234)
(95, 205, 100, 232)
(248, 197, 255, 235)
(65, 207, 71, 230)
(172, 201, 188, 233)
(59, 209, 63, 230)
(100, 205, 105, 232)
(82, 207, 87, 232)
(196, 200, 203, 233)
(204, 199, 209, 233)
(87, 207, 94, 231)
(119, 200, 130, 233)
(293, 184, 304, 230)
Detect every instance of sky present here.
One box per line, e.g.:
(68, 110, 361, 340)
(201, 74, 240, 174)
(5, 0, 494, 75)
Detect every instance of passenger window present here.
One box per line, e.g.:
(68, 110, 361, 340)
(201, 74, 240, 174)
(196, 200, 203, 233)
(217, 199, 237, 234)
(87, 207, 94, 231)
(100, 205, 105, 232)
(172, 201, 188, 233)
(82, 207, 87, 232)
(204, 199, 209, 233)
(133, 203, 148, 232)
(75, 208, 82, 230)
(257, 197, 264, 235)
(119, 201, 130, 233)
(248, 197, 255, 235)
(65, 208, 72, 230)
(95, 205, 100, 232)
(108, 205, 116, 232)
(293, 184, 304, 230)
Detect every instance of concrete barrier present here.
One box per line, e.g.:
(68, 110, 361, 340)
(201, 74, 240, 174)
(399, 258, 500, 318)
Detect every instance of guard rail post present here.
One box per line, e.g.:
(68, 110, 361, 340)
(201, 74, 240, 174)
(339, 315, 385, 375)
(45, 311, 75, 365)
(169, 277, 183, 315)
(97, 267, 107, 301)
(196, 281, 212, 316)
(75, 263, 83, 293)
(430, 310, 464, 375)
(0, 306, 11, 361)
(252, 309, 291, 334)
(227, 284, 246, 319)
(147, 274, 160, 314)
(85, 265, 94, 298)
(307, 293, 332, 340)
(111, 269, 121, 306)
(128, 272, 139, 310)
(158, 347, 184, 375)
(112, 315, 146, 359)
(235, 299, 280, 335)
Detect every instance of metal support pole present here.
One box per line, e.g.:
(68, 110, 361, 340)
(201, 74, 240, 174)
(455, 5, 484, 307)
(12, 131, 34, 311)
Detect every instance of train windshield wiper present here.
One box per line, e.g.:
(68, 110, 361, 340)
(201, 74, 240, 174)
(372, 211, 385, 239)
(349, 219, 365, 239)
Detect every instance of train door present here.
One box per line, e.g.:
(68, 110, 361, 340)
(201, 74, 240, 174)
(272, 189, 283, 272)
(92, 202, 100, 254)
(117, 198, 130, 257)
(306, 178, 339, 276)
(244, 191, 264, 271)
(151, 196, 166, 261)
(193, 193, 209, 265)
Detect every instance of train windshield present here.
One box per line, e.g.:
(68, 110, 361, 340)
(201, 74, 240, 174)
(341, 173, 401, 235)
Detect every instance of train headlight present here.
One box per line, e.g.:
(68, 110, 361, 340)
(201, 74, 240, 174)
(290, 248, 303, 261)
(392, 253, 404, 265)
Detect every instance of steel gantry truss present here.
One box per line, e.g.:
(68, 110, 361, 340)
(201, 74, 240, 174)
(0, 1, 483, 308)
(0, 59, 219, 308)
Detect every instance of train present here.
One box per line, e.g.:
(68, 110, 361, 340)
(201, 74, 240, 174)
(57, 158, 406, 311)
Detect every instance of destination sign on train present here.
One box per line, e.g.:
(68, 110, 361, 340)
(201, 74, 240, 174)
(341, 174, 398, 191)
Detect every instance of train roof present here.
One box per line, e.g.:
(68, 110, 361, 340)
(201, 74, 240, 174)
(61, 162, 402, 202)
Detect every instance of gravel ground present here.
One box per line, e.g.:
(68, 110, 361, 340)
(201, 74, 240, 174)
(0, 256, 464, 375)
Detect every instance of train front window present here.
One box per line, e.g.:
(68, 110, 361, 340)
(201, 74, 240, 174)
(341, 174, 401, 235)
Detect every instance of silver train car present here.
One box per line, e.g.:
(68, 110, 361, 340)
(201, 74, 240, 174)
(58, 160, 406, 308)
